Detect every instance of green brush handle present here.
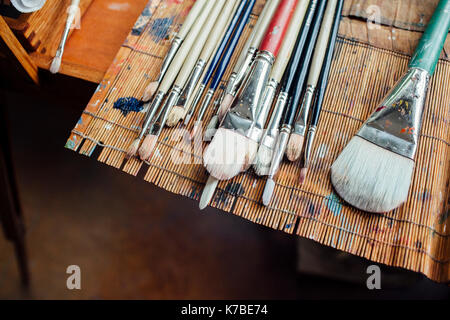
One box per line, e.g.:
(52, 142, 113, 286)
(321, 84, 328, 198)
(409, 0, 450, 75)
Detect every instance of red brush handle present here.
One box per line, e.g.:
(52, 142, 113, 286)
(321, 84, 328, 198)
(259, 0, 298, 57)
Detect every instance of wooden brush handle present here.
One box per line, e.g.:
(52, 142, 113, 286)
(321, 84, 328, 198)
(306, 0, 338, 87)
(270, 0, 310, 82)
(175, 0, 227, 87)
(408, 0, 450, 75)
(160, 0, 215, 92)
(259, 0, 299, 57)
(177, 0, 208, 40)
(199, 0, 237, 63)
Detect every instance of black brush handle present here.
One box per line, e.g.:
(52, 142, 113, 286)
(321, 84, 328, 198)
(283, 0, 327, 126)
(310, 0, 343, 126)
(279, 0, 318, 93)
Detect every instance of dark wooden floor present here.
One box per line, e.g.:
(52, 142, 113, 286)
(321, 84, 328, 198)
(0, 72, 448, 299)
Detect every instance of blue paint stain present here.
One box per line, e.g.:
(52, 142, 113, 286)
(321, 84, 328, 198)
(149, 17, 175, 42)
(132, 6, 153, 36)
(113, 97, 144, 117)
(65, 139, 76, 150)
(285, 224, 292, 229)
(77, 117, 83, 125)
(325, 193, 342, 216)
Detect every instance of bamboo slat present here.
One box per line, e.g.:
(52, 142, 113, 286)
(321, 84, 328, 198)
(66, 0, 450, 283)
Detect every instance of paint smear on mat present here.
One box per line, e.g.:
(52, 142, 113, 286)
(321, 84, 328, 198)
(132, 5, 153, 36)
(108, 3, 130, 11)
(325, 193, 342, 216)
(149, 17, 175, 42)
(113, 97, 144, 116)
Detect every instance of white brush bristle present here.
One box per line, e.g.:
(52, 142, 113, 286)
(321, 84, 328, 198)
(199, 175, 219, 210)
(262, 178, 276, 206)
(253, 144, 273, 176)
(126, 139, 140, 158)
(331, 136, 414, 213)
(143, 82, 158, 102)
(203, 128, 256, 180)
(138, 135, 158, 161)
(203, 115, 219, 142)
(166, 106, 185, 127)
(286, 133, 304, 162)
(50, 56, 61, 74)
(218, 94, 234, 121)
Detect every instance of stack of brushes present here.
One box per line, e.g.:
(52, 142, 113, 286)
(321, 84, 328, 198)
(127, 0, 450, 213)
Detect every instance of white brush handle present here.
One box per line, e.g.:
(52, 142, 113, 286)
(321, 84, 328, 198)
(271, 0, 310, 82)
(175, 0, 227, 87)
(199, 0, 238, 63)
(232, 0, 281, 73)
(307, 0, 338, 87)
(160, 0, 215, 92)
(177, 0, 208, 40)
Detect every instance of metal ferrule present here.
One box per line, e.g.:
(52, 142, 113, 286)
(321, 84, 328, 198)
(260, 91, 289, 149)
(248, 78, 279, 142)
(304, 126, 317, 168)
(293, 85, 315, 136)
(230, 47, 258, 95)
(176, 59, 206, 108)
(140, 90, 165, 138)
(224, 72, 238, 97)
(157, 36, 182, 83)
(221, 50, 275, 139)
(268, 125, 292, 179)
(185, 83, 206, 124)
(357, 68, 430, 160)
(151, 86, 182, 135)
(196, 89, 214, 123)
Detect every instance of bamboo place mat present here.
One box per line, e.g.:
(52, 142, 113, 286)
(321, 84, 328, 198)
(66, 0, 450, 283)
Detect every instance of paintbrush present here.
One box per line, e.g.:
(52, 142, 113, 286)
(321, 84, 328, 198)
(262, 0, 326, 206)
(165, 0, 239, 127)
(50, 0, 80, 74)
(183, 0, 249, 126)
(142, 0, 208, 101)
(300, 0, 343, 183)
(287, 0, 338, 162)
(191, 0, 257, 140)
(253, 0, 312, 176)
(331, 0, 450, 213)
(216, 0, 282, 121)
(126, 0, 215, 159)
(137, 0, 218, 161)
(200, 0, 299, 210)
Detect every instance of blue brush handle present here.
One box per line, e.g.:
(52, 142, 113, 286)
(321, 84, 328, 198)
(201, 0, 248, 86)
(210, 0, 256, 90)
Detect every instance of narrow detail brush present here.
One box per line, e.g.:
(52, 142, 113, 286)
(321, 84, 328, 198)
(286, 0, 338, 162)
(201, 0, 299, 209)
(142, 0, 208, 101)
(301, 0, 344, 183)
(262, 0, 326, 206)
(50, 0, 80, 74)
(331, 0, 450, 213)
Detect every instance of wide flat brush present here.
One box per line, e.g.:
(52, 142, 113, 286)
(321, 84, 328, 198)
(126, 0, 215, 159)
(300, 0, 343, 183)
(286, 0, 338, 162)
(142, 0, 208, 101)
(137, 0, 218, 161)
(191, 0, 257, 140)
(217, 0, 281, 120)
(184, 0, 249, 126)
(331, 0, 450, 213)
(50, 0, 80, 74)
(201, 0, 299, 209)
(262, 0, 326, 206)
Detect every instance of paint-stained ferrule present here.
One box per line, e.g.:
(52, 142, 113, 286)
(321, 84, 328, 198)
(140, 90, 165, 138)
(293, 85, 315, 136)
(222, 50, 275, 137)
(357, 67, 430, 160)
(268, 126, 291, 179)
(151, 86, 182, 135)
(176, 59, 206, 108)
(304, 125, 317, 168)
(157, 36, 183, 83)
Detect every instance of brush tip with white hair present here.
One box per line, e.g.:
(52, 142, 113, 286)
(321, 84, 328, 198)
(142, 81, 159, 102)
(286, 133, 304, 162)
(199, 175, 219, 210)
(218, 94, 234, 121)
(331, 136, 414, 213)
(262, 178, 276, 206)
(49, 56, 61, 74)
(166, 106, 185, 127)
(253, 144, 273, 176)
(203, 115, 219, 142)
(138, 134, 158, 161)
(126, 139, 141, 158)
